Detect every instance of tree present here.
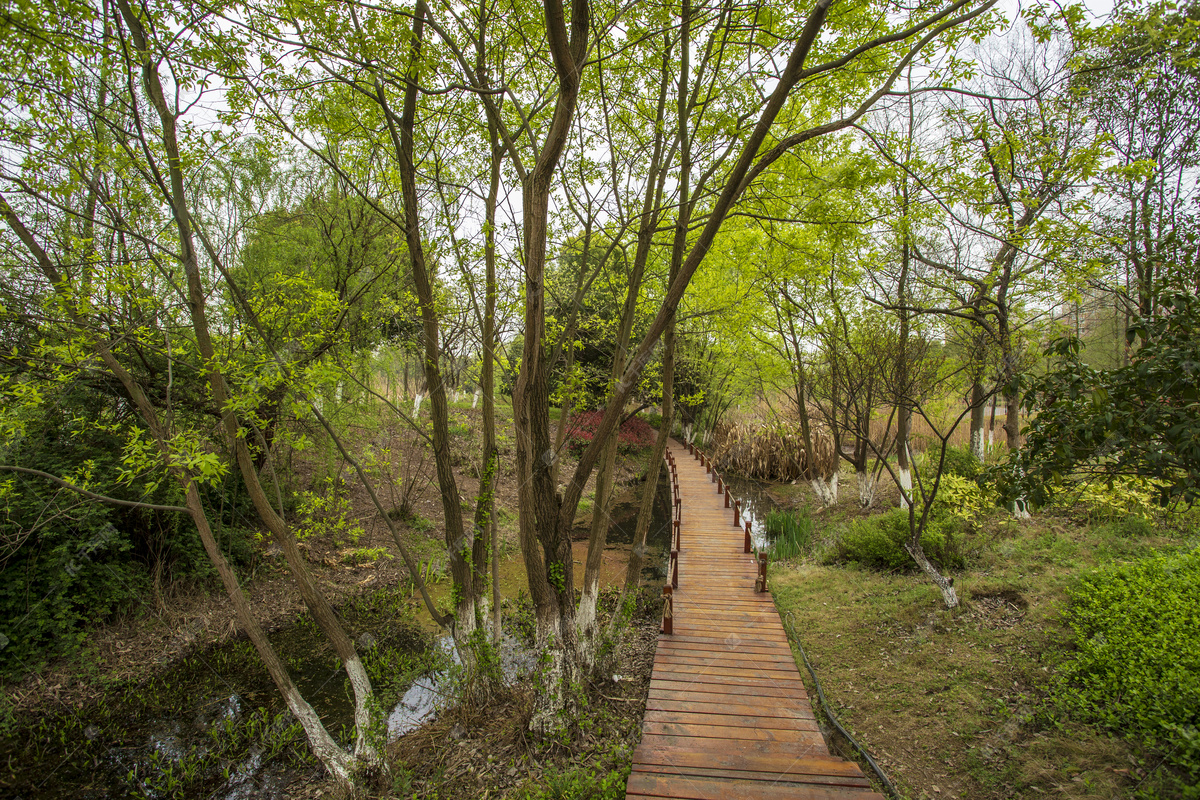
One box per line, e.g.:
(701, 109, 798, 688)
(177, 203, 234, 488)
(998, 289, 1200, 509)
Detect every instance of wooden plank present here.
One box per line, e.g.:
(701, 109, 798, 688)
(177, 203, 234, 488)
(630, 764, 872, 790)
(645, 697, 815, 720)
(625, 772, 884, 799)
(643, 709, 821, 732)
(632, 746, 862, 777)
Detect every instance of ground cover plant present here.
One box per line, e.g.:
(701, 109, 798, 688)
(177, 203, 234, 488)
(768, 469, 1199, 800)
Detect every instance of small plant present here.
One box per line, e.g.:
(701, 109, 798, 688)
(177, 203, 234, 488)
(1056, 475, 1163, 522)
(295, 477, 364, 545)
(933, 473, 996, 528)
(342, 547, 393, 566)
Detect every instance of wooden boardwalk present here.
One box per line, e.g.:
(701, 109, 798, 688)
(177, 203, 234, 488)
(625, 440, 883, 800)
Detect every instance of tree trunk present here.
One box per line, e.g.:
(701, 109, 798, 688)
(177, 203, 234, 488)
(905, 537, 958, 608)
(109, 2, 381, 764)
(969, 379, 987, 461)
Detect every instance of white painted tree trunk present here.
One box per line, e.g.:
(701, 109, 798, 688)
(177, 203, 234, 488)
(412, 393, 423, 416)
(344, 655, 378, 763)
(970, 427, 986, 462)
(857, 470, 876, 509)
(284, 686, 354, 783)
(683, 423, 693, 444)
(575, 580, 600, 670)
(905, 541, 958, 608)
(811, 472, 838, 507)
(897, 466, 913, 510)
(529, 616, 569, 736)
(472, 388, 480, 409)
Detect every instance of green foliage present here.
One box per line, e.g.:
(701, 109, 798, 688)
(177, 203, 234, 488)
(939, 444, 982, 479)
(1002, 291, 1200, 508)
(294, 477, 363, 545)
(934, 473, 996, 528)
(341, 547, 392, 566)
(828, 509, 965, 572)
(0, 386, 255, 678)
(1055, 476, 1163, 523)
(765, 508, 814, 561)
(1050, 548, 1200, 796)
(514, 763, 628, 800)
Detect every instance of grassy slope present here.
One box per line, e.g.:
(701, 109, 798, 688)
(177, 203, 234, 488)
(770, 502, 1196, 800)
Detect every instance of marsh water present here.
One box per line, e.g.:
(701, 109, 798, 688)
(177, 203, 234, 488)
(2, 471, 673, 800)
(720, 473, 784, 551)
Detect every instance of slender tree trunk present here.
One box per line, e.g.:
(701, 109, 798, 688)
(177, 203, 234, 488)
(111, 2, 380, 764)
(2, 197, 355, 781)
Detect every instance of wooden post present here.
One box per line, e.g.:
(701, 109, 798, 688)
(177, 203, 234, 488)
(662, 585, 673, 635)
(671, 549, 679, 588)
(725, 492, 731, 509)
(744, 521, 752, 554)
(733, 500, 740, 526)
(717, 476, 723, 494)
(755, 552, 769, 593)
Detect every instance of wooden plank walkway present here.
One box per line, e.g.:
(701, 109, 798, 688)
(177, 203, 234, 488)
(625, 439, 884, 800)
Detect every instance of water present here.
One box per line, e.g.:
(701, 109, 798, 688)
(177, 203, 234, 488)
(721, 473, 782, 552)
(386, 631, 537, 737)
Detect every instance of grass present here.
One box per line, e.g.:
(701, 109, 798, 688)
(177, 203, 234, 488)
(770, 508, 1198, 800)
(765, 508, 815, 560)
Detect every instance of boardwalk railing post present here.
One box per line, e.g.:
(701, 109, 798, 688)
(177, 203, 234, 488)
(725, 491, 731, 509)
(733, 500, 740, 526)
(755, 552, 769, 593)
(662, 585, 673, 635)
(744, 521, 752, 554)
(717, 476, 723, 494)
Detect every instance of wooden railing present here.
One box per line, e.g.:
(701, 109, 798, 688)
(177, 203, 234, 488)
(662, 448, 680, 635)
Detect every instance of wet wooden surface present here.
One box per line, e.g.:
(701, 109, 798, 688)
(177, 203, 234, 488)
(625, 440, 884, 800)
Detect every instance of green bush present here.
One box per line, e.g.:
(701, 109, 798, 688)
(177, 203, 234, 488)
(1061, 476, 1163, 522)
(828, 508, 964, 571)
(1052, 548, 1200, 796)
(765, 509, 814, 561)
(938, 444, 983, 479)
(0, 386, 258, 678)
(933, 473, 996, 527)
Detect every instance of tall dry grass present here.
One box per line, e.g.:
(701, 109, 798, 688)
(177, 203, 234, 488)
(708, 420, 836, 482)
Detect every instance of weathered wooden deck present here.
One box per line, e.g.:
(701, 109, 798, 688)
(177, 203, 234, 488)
(625, 440, 883, 800)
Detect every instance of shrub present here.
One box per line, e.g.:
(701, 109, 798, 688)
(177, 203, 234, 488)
(564, 411, 655, 457)
(938, 444, 982, 479)
(765, 509, 815, 561)
(933, 473, 996, 528)
(1057, 475, 1162, 522)
(1051, 548, 1200, 796)
(828, 508, 964, 571)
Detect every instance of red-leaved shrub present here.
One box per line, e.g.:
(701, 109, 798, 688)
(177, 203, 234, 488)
(564, 410, 655, 456)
